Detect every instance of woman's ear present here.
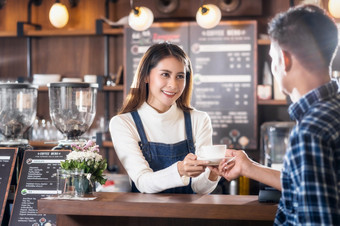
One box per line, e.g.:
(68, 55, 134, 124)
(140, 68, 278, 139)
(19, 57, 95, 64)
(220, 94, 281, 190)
(282, 50, 292, 72)
(144, 75, 149, 83)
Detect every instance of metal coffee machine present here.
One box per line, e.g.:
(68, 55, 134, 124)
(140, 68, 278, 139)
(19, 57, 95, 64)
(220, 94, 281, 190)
(258, 121, 295, 203)
(48, 82, 98, 149)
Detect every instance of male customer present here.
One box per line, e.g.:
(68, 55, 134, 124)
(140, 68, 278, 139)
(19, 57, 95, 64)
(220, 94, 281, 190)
(215, 4, 340, 225)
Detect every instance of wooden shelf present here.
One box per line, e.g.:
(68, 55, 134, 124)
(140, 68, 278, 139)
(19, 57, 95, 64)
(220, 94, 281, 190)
(102, 85, 124, 91)
(257, 39, 271, 45)
(102, 28, 124, 36)
(0, 31, 17, 37)
(0, 28, 124, 37)
(11, 27, 124, 37)
(37, 86, 48, 92)
(24, 29, 97, 37)
(258, 99, 287, 105)
(29, 140, 114, 148)
(37, 85, 123, 92)
(102, 141, 113, 148)
(29, 141, 56, 148)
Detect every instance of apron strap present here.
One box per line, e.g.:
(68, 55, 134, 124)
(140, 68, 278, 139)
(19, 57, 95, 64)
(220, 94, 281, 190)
(131, 111, 149, 146)
(183, 111, 195, 153)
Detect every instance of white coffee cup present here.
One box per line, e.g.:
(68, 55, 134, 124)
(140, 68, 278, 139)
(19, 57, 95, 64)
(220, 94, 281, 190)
(198, 145, 226, 159)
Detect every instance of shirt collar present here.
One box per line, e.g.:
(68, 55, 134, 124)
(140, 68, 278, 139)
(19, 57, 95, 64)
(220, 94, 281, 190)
(288, 79, 340, 122)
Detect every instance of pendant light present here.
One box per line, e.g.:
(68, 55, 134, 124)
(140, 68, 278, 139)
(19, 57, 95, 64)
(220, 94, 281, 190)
(128, 0, 154, 31)
(49, 0, 69, 28)
(329, 0, 340, 18)
(196, 3, 222, 29)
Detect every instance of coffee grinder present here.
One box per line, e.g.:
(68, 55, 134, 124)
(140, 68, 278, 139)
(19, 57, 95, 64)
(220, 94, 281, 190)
(0, 83, 37, 224)
(258, 121, 295, 203)
(0, 83, 37, 174)
(48, 82, 98, 150)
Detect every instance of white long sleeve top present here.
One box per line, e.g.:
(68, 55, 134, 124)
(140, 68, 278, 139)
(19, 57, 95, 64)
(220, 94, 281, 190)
(109, 102, 219, 194)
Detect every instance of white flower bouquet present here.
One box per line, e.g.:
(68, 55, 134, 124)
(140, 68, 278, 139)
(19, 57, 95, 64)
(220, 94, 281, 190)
(60, 140, 107, 185)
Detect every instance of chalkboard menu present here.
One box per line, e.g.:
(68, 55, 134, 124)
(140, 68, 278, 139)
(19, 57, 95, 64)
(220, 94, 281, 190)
(124, 21, 257, 149)
(0, 148, 17, 224)
(189, 21, 257, 149)
(9, 150, 70, 226)
(124, 22, 189, 94)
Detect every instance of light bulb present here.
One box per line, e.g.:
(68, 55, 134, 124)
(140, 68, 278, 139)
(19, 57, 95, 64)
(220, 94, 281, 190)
(329, 0, 340, 18)
(49, 2, 69, 28)
(196, 4, 222, 29)
(128, 6, 154, 31)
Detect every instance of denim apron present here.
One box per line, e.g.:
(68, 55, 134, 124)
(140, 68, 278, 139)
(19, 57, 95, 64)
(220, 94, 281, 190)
(130, 110, 195, 194)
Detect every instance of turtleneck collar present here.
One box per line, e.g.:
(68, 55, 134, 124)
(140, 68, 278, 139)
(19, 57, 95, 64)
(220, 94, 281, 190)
(139, 102, 180, 121)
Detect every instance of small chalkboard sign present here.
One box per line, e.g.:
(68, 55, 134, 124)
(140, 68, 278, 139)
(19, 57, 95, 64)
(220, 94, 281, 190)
(9, 150, 70, 226)
(0, 148, 17, 225)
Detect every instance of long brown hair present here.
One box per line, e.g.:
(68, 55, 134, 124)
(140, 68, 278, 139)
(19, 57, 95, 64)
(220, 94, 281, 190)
(119, 42, 193, 114)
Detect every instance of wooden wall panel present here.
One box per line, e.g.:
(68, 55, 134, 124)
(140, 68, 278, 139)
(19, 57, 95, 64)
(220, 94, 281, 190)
(0, 0, 26, 31)
(0, 38, 27, 79)
(0, 0, 112, 32)
(32, 36, 105, 77)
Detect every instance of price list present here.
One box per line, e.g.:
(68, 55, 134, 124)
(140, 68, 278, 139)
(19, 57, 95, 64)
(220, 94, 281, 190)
(189, 21, 257, 149)
(9, 150, 69, 226)
(0, 148, 17, 224)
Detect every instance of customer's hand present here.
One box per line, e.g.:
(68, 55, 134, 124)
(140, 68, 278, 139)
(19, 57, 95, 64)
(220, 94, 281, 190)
(219, 149, 252, 181)
(177, 153, 209, 177)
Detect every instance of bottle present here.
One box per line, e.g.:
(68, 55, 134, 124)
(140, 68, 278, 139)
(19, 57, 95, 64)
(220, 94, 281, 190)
(239, 176, 250, 195)
(229, 180, 238, 195)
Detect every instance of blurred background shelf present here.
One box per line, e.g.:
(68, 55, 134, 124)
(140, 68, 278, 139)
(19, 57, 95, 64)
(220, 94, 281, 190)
(37, 85, 124, 92)
(257, 39, 271, 45)
(258, 99, 287, 105)
(0, 31, 17, 37)
(29, 141, 56, 148)
(29, 140, 114, 148)
(102, 141, 113, 148)
(24, 29, 96, 37)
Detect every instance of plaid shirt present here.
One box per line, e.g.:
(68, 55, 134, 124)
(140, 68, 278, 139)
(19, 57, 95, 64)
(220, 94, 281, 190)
(274, 80, 340, 225)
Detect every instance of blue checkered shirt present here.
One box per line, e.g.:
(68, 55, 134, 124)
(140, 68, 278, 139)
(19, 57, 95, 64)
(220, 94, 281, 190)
(274, 80, 340, 225)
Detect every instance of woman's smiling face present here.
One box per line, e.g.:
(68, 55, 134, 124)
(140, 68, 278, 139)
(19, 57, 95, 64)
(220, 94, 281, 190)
(146, 56, 186, 113)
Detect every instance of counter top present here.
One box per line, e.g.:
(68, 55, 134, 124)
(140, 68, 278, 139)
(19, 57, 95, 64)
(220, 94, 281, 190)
(38, 192, 277, 223)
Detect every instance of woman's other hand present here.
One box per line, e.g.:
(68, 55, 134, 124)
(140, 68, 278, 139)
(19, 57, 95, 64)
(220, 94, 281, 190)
(177, 153, 209, 177)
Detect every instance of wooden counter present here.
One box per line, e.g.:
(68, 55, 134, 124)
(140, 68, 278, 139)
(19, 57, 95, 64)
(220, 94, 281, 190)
(38, 192, 278, 226)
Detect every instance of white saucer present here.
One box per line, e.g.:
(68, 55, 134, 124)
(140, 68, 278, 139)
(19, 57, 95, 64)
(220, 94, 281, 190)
(197, 157, 225, 166)
(197, 156, 235, 166)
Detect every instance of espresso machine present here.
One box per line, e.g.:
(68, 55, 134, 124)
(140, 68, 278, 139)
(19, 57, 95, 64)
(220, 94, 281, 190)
(258, 121, 295, 203)
(48, 82, 98, 149)
(0, 83, 37, 171)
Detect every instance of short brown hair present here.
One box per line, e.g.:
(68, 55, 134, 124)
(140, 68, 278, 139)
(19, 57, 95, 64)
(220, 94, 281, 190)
(268, 4, 338, 71)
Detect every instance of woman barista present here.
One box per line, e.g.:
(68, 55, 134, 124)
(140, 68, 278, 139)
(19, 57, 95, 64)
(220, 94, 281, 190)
(109, 42, 219, 194)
